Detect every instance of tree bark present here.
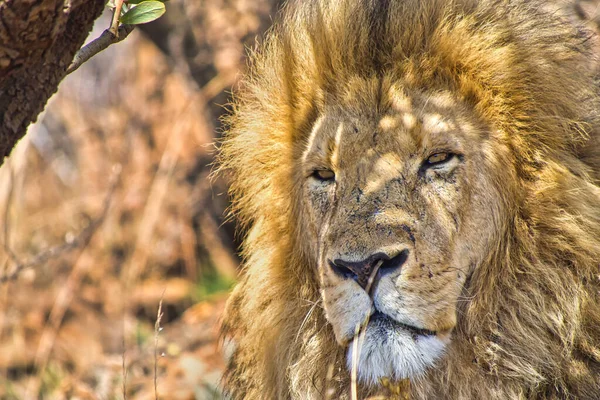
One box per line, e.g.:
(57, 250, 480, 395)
(0, 0, 106, 164)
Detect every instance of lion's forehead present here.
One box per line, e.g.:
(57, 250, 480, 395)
(304, 87, 477, 171)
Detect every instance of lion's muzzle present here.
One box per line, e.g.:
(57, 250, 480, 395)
(329, 249, 409, 289)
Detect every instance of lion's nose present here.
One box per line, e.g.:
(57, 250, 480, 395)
(329, 250, 408, 290)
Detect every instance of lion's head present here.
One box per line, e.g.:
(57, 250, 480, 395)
(304, 83, 506, 383)
(220, 0, 600, 398)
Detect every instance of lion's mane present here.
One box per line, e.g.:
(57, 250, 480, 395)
(218, 0, 600, 398)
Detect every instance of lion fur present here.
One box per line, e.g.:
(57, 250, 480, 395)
(218, 1, 600, 398)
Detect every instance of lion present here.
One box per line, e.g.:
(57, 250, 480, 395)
(218, 0, 600, 398)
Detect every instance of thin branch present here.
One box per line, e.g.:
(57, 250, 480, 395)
(0, 164, 122, 283)
(66, 25, 135, 75)
(110, 0, 126, 36)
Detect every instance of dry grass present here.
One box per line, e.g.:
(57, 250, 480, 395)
(0, 1, 277, 397)
(154, 291, 165, 400)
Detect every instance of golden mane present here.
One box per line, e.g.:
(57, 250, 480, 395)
(219, 0, 600, 398)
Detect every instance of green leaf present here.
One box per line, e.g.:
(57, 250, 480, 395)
(120, 1, 166, 25)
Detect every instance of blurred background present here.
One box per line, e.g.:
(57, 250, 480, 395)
(0, 0, 598, 399)
(0, 1, 279, 398)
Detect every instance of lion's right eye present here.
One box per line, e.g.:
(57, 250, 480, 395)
(311, 169, 335, 182)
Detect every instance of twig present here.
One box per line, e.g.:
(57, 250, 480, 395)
(351, 260, 383, 400)
(66, 25, 134, 75)
(0, 164, 122, 283)
(364, 261, 383, 296)
(110, 0, 125, 36)
(351, 259, 411, 399)
(122, 335, 128, 400)
(154, 290, 165, 400)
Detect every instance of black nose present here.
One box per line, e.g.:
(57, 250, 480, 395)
(329, 250, 409, 290)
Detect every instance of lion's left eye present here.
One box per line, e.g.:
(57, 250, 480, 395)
(426, 152, 451, 165)
(420, 152, 461, 175)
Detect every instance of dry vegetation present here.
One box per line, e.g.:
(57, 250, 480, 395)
(0, 0, 598, 399)
(0, 1, 276, 398)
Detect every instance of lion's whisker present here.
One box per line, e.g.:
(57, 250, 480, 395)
(294, 299, 321, 344)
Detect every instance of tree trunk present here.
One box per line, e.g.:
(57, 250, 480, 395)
(0, 0, 106, 164)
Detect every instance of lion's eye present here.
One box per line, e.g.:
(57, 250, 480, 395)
(420, 151, 461, 176)
(312, 169, 335, 182)
(426, 152, 450, 165)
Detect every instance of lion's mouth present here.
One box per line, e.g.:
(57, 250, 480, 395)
(371, 311, 437, 338)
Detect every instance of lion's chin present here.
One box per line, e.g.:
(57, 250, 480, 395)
(346, 312, 448, 386)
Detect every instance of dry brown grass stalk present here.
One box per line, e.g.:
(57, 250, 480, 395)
(122, 335, 128, 400)
(154, 290, 165, 400)
(350, 260, 383, 400)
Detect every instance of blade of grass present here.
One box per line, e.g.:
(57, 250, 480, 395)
(154, 290, 165, 400)
(351, 260, 383, 400)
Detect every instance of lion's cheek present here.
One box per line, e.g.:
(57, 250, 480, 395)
(321, 280, 373, 345)
(401, 286, 458, 333)
(375, 275, 458, 331)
